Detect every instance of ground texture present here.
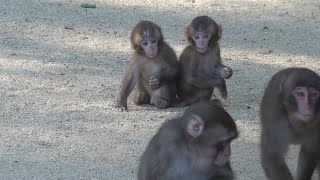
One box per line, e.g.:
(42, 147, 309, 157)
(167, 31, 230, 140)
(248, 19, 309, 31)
(0, 0, 319, 179)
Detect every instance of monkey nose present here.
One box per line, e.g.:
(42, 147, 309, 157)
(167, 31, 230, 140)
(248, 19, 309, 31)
(199, 41, 206, 47)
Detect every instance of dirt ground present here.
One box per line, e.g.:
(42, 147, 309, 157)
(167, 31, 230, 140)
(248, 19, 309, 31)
(0, 0, 319, 179)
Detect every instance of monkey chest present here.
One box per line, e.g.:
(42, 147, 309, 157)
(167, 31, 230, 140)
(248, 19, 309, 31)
(291, 129, 319, 145)
(196, 55, 218, 72)
(141, 60, 168, 79)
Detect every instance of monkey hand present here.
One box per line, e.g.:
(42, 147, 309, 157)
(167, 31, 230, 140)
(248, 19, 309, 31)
(221, 67, 233, 79)
(115, 101, 128, 112)
(117, 106, 127, 112)
(149, 76, 160, 88)
(217, 86, 228, 99)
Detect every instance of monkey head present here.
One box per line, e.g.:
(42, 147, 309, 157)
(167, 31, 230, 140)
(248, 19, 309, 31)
(184, 100, 238, 167)
(130, 21, 164, 58)
(186, 16, 222, 54)
(281, 69, 320, 128)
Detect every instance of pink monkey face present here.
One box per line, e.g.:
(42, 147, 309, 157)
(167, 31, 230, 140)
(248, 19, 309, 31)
(192, 31, 211, 54)
(141, 38, 158, 58)
(289, 86, 320, 125)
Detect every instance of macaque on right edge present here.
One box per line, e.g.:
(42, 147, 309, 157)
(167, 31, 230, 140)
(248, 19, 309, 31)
(260, 68, 320, 180)
(178, 16, 233, 106)
(138, 100, 238, 180)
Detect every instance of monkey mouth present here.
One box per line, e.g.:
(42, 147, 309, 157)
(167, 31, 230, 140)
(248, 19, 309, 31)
(295, 113, 314, 123)
(146, 53, 157, 58)
(196, 47, 208, 54)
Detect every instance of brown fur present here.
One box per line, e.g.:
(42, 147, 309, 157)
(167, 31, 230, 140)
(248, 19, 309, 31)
(260, 68, 320, 180)
(138, 100, 238, 180)
(116, 21, 178, 111)
(178, 16, 232, 106)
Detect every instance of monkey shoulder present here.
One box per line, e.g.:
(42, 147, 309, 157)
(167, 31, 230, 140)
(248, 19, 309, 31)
(158, 118, 185, 144)
(144, 118, 187, 166)
(160, 42, 178, 64)
(179, 45, 196, 63)
(178, 46, 196, 76)
(131, 52, 147, 65)
(161, 42, 177, 56)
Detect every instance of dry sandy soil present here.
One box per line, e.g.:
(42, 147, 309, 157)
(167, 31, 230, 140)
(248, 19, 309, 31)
(0, 0, 319, 179)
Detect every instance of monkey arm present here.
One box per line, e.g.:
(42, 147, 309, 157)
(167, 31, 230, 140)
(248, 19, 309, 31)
(189, 76, 226, 88)
(296, 145, 318, 179)
(115, 61, 139, 110)
(159, 44, 178, 83)
(214, 64, 233, 79)
(158, 66, 178, 83)
(187, 68, 225, 88)
(213, 66, 225, 73)
(260, 118, 294, 180)
(261, 147, 294, 180)
(209, 163, 234, 180)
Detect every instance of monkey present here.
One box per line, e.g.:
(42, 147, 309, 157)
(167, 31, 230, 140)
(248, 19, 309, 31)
(260, 67, 320, 180)
(115, 21, 178, 111)
(177, 16, 233, 106)
(138, 99, 238, 180)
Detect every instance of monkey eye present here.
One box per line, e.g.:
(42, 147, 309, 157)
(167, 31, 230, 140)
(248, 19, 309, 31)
(141, 41, 148, 46)
(193, 34, 200, 40)
(203, 34, 210, 39)
(294, 91, 305, 98)
(151, 39, 158, 44)
(310, 90, 320, 98)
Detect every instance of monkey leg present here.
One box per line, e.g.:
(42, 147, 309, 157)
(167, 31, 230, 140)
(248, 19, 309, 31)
(178, 97, 200, 107)
(150, 85, 174, 109)
(134, 81, 151, 106)
(178, 86, 213, 106)
(134, 91, 150, 105)
(296, 145, 317, 180)
(190, 88, 214, 103)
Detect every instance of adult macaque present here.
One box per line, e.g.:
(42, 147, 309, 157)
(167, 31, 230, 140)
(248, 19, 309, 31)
(138, 100, 238, 180)
(260, 68, 320, 180)
(115, 21, 178, 111)
(178, 16, 233, 106)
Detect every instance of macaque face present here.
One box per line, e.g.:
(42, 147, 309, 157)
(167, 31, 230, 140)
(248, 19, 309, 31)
(192, 31, 212, 54)
(260, 68, 320, 180)
(140, 31, 159, 59)
(286, 86, 320, 127)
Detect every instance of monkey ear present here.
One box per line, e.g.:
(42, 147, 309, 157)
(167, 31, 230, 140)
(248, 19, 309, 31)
(184, 26, 189, 38)
(279, 78, 287, 96)
(218, 25, 223, 39)
(186, 114, 205, 138)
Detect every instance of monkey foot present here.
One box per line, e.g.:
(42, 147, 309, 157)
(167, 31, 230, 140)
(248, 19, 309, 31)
(134, 92, 150, 105)
(150, 96, 169, 109)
